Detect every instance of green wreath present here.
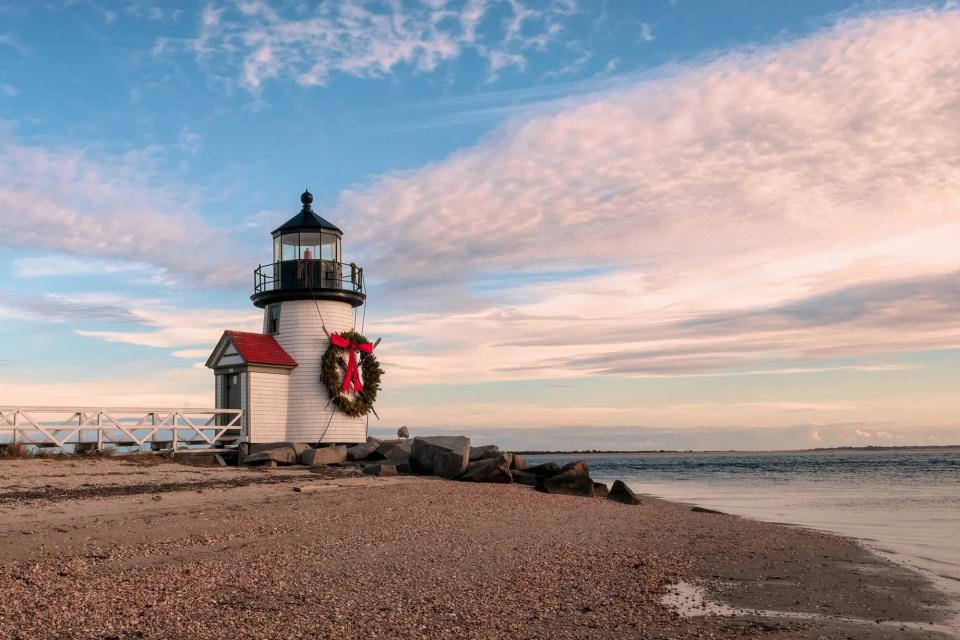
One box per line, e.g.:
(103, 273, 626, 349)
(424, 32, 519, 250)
(321, 330, 384, 417)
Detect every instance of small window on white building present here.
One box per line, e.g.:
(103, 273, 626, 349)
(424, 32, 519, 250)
(267, 304, 281, 334)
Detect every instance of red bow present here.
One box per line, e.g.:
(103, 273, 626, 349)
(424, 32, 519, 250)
(330, 333, 375, 395)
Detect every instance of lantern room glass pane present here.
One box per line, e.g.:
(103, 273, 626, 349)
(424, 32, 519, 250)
(273, 236, 281, 262)
(281, 234, 299, 261)
(299, 233, 322, 260)
(321, 233, 339, 261)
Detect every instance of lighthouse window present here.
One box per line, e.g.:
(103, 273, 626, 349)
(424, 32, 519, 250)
(321, 233, 339, 261)
(273, 236, 281, 262)
(299, 233, 322, 260)
(267, 304, 281, 334)
(280, 234, 299, 261)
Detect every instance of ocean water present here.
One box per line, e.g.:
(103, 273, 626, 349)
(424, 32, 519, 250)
(524, 449, 960, 588)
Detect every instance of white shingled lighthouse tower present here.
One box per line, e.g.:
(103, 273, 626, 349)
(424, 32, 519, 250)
(205, 190, 369, 446)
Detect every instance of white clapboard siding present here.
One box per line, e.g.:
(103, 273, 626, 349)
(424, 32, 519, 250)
(267, 299, 366, 444)
(247, 369, 290, 443)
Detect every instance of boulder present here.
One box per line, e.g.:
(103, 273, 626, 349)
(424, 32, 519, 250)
(511, 454, 527, 471)
(511, 470, 540, 486)
(461, 454, 512, 483)
(346, 437, 381, 461)
(593, 482, 609, 498)
(469, 445, 501, 461)
(243, 447, 297, 466)
(249, 442, 310, 458)
(608, 480, 641, 505)
(376, 439, 414, 460)
(525, 462, 561, 477)
(363, 462, 398, 477)
(301, 446, 347, 466)
(536, 460, 595, 497)
(410, 436, 470, 479)
(379, 457, 412, 475)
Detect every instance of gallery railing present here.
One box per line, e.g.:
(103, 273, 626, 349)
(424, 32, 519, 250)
(253, 260, 364, 295)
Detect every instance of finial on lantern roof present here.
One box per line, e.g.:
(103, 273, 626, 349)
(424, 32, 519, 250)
(300, 190, 314, 208)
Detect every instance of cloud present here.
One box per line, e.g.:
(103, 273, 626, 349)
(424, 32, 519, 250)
(0, 138, 246, 286)
(0, 33, 28, 56)
(0, 292, 146, 325)
(340, 9, 960, 281)
(325, 8, 960, 387)
(638, 23, 653, 42)
(167, 0, 575, 90)
(0, 367, 211, 408)
(0, 290, 260, 352)
(74, 304, 261, 349)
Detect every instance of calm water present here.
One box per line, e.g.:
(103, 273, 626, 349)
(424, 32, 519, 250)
(525, 449, 960, 587)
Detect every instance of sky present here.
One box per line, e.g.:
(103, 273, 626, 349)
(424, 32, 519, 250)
(1, 0, 959, 450)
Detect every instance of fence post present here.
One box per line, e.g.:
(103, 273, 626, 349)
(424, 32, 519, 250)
(12, 411, 18, 444)
(172, 412, 179, 452)
(96, 412, 103, 451)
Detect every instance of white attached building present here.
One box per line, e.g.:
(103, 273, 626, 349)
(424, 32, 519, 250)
(206, 190, 368, 445)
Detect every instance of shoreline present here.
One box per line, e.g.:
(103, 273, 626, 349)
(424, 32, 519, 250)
(638, 485, 960, 622)
(0, 457, 957, 639)
(514, 445, 960, 456)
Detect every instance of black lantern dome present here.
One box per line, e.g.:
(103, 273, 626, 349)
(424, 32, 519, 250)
(251, 190, 365, 308)
(271, 190, 343, 236)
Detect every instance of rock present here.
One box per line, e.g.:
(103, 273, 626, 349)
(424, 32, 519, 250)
(525, 462, 561, 477)
(593, 482, 609, 498)
(363, 462, 398, 477)
(293, 484, 336, 493)
(375, 439, 414, 460)
(608, 480, 641, 505)
(301, 446, 347, 466)
(511, 454, 527, 470)
(410, 436, 471, 479)
(511, 470, 540, 486)
(536, 460, 595, 497)
(243, 447, 297, 466)
(469, 445, 501, 461)
(248, 442, 310, 461)
(560, 460, 590, 475)
(461, 454, 512, 483)
(383, 457, 412, 474)
(690, 506, 723, 514)
(346, 437, 381, 461)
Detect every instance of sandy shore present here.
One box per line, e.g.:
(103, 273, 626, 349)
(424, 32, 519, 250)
(0, 457, 956, 639)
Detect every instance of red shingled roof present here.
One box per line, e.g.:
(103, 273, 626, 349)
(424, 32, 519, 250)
(225, 330, 298, 368)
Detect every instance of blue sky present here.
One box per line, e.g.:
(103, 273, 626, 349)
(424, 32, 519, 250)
(1, 0, 959, 449)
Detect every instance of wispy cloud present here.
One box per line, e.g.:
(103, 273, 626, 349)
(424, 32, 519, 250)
(162, 0, 576, 91)
(0, 138, 246, 286)
(0, 290, 259, 352)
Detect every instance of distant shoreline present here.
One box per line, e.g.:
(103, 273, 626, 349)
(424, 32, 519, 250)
(516, 444, 960, 455)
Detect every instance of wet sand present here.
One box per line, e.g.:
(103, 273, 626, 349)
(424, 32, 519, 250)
(0, 457, 956, 639)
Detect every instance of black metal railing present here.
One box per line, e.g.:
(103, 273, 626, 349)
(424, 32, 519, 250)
(253, 260, 364, 295)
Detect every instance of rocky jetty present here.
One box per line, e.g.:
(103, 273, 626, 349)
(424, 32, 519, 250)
(242, 436, 641, 505)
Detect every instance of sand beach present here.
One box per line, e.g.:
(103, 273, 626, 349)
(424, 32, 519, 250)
(0, 456, 955, 640)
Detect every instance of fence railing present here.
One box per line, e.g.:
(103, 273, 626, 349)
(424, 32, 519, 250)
(0, 407, 243, 452)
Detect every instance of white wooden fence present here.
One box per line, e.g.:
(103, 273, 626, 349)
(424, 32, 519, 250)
(0, 407, 243, 452)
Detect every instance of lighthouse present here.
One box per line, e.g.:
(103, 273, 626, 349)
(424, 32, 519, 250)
(205, 190, 374, 446)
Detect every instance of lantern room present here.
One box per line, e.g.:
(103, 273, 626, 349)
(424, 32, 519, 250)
(251, 190, 365, 309)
